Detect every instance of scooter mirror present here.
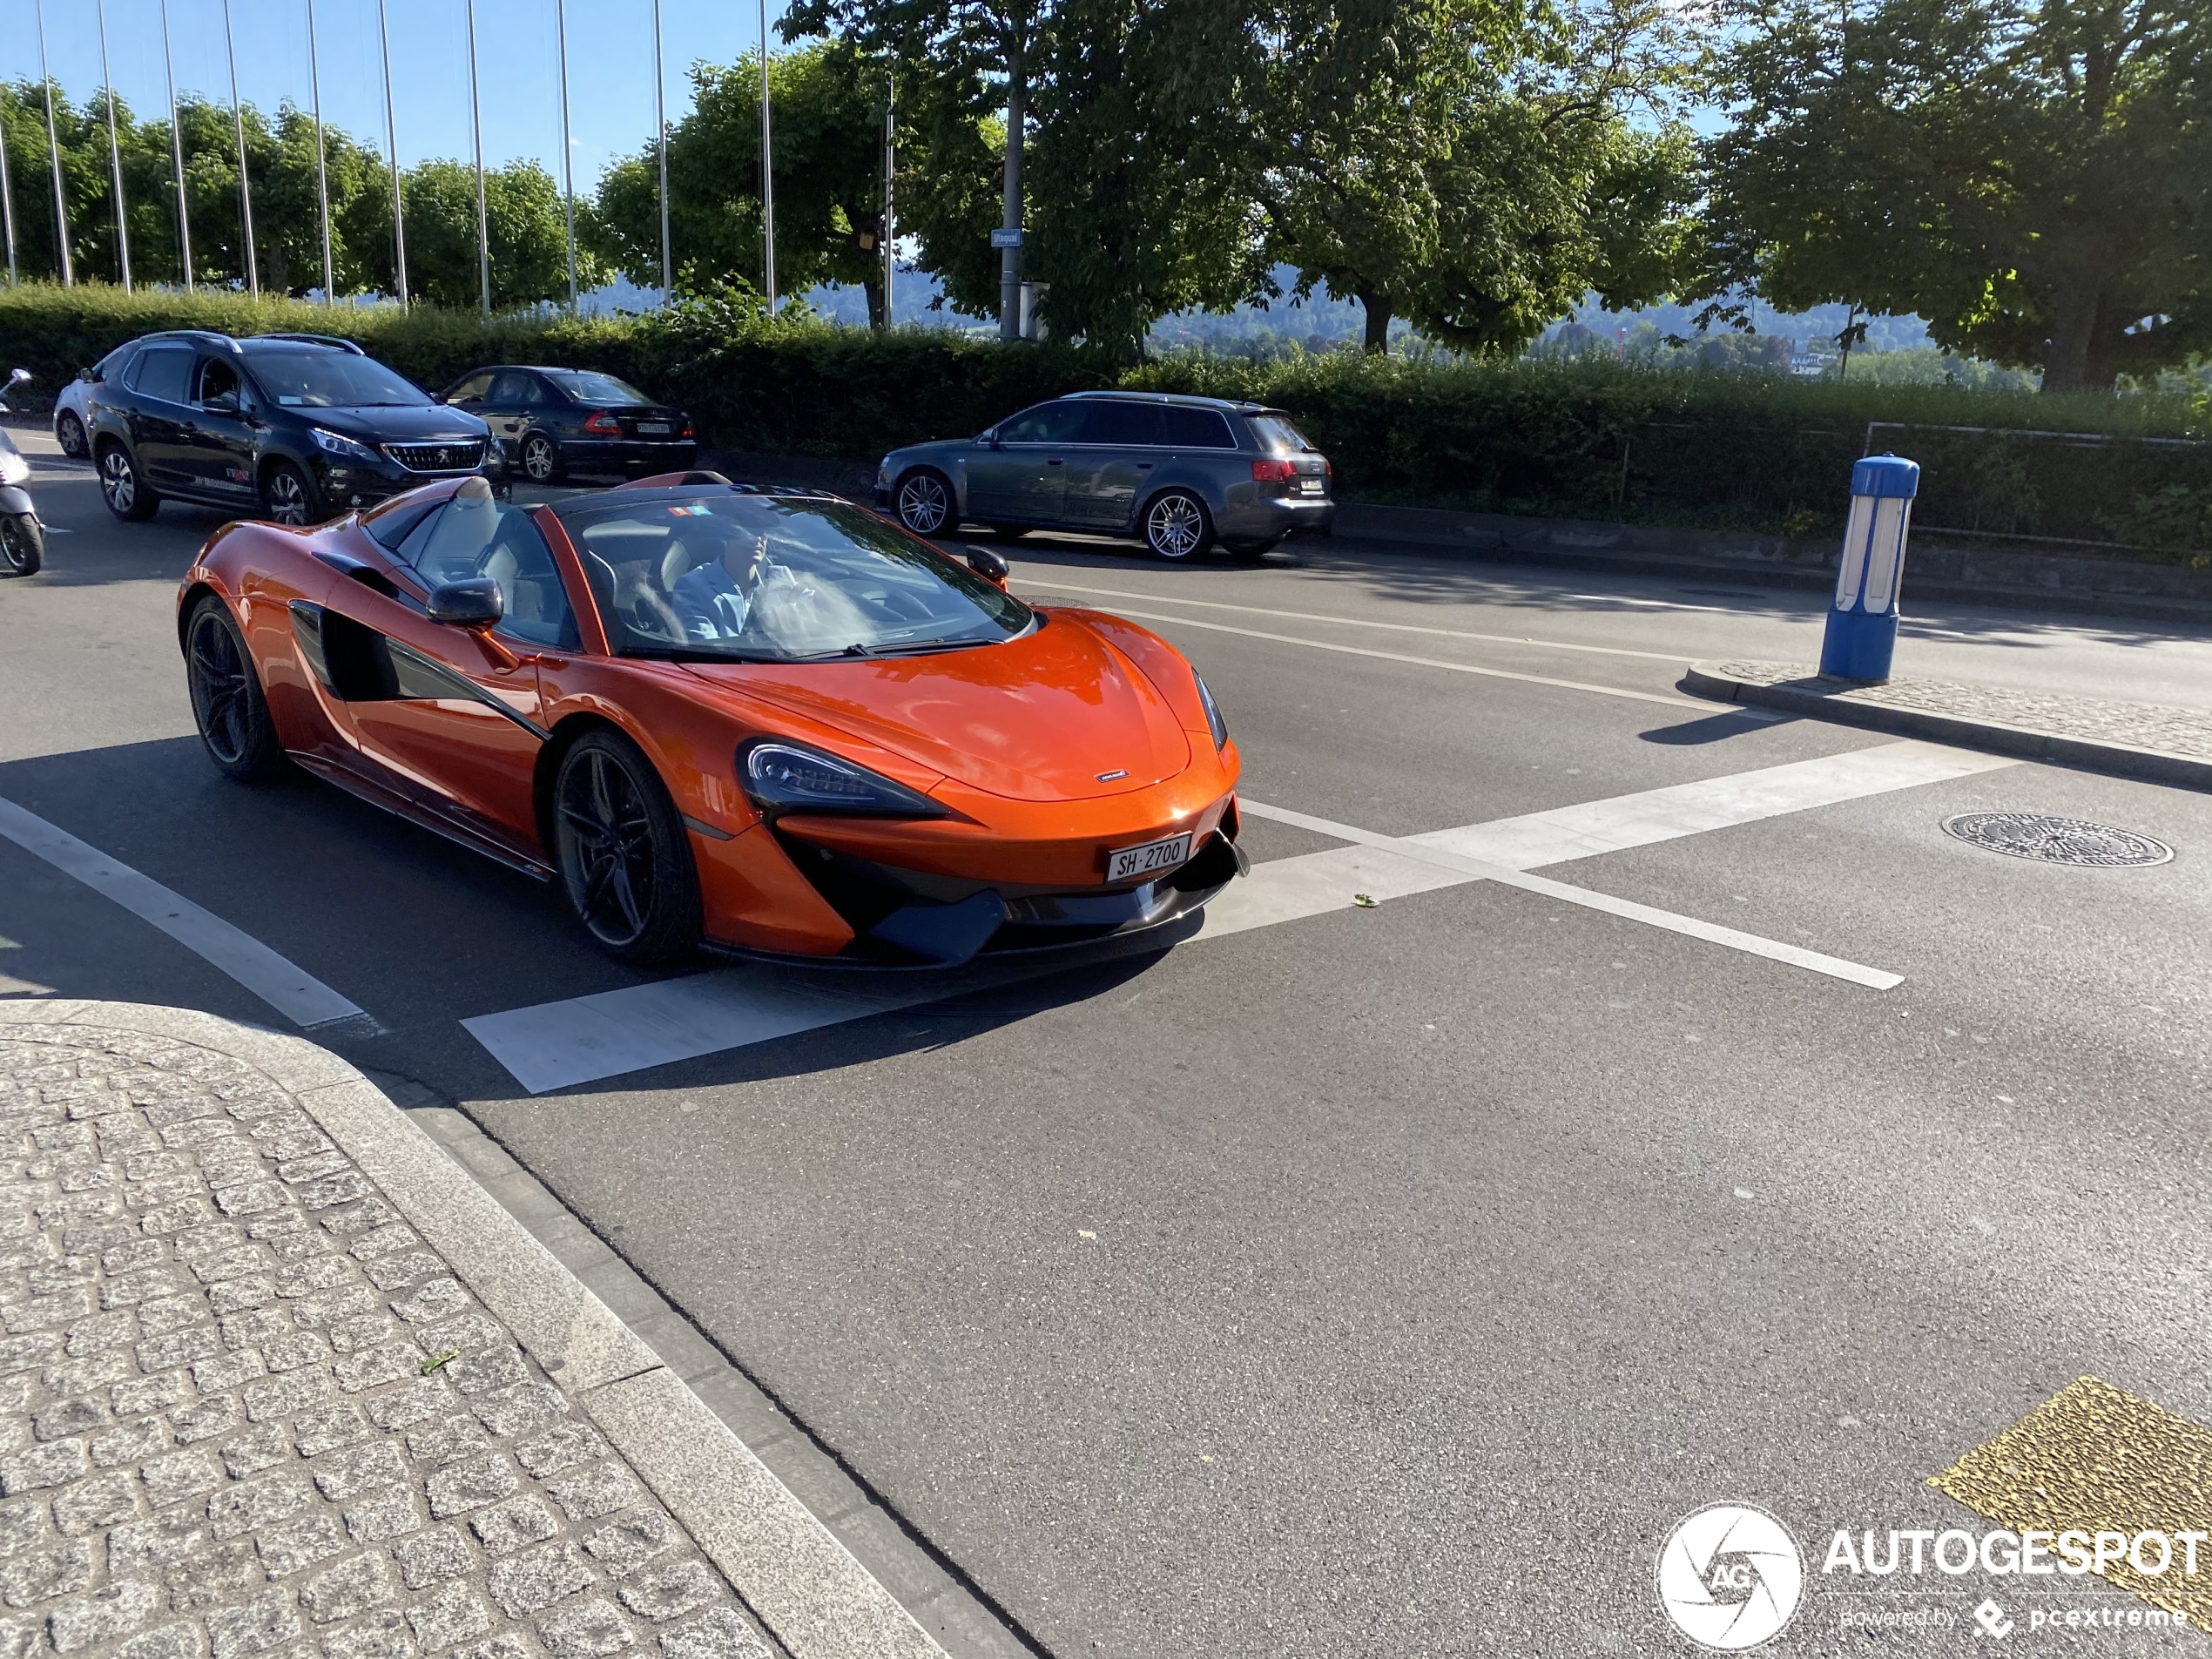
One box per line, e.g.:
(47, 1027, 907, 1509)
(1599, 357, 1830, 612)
(5, 369, 29, 388)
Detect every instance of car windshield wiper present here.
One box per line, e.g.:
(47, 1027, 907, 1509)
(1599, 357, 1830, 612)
(620, 644, 798, 664)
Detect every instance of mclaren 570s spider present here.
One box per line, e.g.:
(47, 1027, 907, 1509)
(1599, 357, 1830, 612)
(178, 472, 1248, 966)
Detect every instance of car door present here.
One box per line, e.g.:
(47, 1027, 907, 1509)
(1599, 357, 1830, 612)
(966, 400, 1085, 523)
(301, 496, 571, 860)
(121, 343, 198, 488)
(1062, 400, 1164, 529)
(179, 355, 260, 505)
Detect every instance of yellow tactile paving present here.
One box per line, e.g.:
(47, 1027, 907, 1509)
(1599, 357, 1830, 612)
(1931, 1376, 2212, 1633)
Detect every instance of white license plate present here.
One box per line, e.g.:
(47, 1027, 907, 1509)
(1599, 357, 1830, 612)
(1297, 477, 1325, 495)
(637, 422, 671, 435)
(1107, 833, 1191, 883)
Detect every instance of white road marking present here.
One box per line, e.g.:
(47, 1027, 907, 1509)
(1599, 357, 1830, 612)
(1025, 601, 1710, 711)
(465, 739, 2010, 1092)
(0, 794, 368, 1029)
(1015, 576, 1695, 663)
(1233, 800, 1903, 989)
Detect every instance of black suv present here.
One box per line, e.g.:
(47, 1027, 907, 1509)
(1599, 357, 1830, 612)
(440, 364, 696, 483)
(86, 331, 496, 527)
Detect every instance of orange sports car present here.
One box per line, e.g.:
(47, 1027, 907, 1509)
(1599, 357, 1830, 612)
(177, 473, 1248, 965)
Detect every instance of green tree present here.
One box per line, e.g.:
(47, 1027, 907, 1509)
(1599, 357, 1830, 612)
(404, 159, 586, 310)
(590, 44, 893, 322)
(1703, 0, 2212, 391)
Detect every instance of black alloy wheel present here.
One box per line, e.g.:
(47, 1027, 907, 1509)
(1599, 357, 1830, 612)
(521, 433, 563, 483)
(0, 513, 42, 577)
(895, 469, 953, 536)
(261, 461, 321, 527)
(55, 410, 86, 457)
(185, 597, 287, 781)
(1143, 489, 1213, 561)
(552, 731, 702, 964)
(98, 444, 158, 522)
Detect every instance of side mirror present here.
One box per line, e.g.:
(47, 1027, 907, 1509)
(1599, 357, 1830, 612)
(6, 368, 30, 388)
(427, 577, 504, 629)
(965, 545, 1010, 587)
(204, 390, 239, 415)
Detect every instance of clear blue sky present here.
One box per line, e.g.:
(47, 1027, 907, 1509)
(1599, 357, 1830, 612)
(5, 0, 790, 194)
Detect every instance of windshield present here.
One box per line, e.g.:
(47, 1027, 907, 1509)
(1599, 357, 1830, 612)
(245, 349, 431, 408)
(565, 493, 1034, 662)
(1249, 413, 1315, 453)
(546, 370, 653, 406)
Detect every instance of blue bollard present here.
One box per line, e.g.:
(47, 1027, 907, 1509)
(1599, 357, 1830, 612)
(1819, 455, 1920, 682)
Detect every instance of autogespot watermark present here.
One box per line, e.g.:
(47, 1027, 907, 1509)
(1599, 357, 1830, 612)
(1657, 1510, 2201, 1648)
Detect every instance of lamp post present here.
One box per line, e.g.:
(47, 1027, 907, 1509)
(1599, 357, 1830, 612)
(308, 0, 334, 301)
(653, 0, 671, 303)
(882, 71, 894, 325)
(221, 0, 256, 296)
(759, 0, 775, 313)
(98, 0, 132, 291)
(0, 109, 16, 286)
(556, 0, 577, 312)
(34, 0, 72, 287)
(467, 0, 490, 316)
(378, 0, 408, 302)
(160, 0, 193, 293)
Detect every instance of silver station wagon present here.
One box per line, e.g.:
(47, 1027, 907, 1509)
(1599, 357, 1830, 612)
(874, 391, 1335, 561)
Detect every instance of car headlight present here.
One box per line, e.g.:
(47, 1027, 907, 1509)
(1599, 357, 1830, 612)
(311, 428, 380, 462)
(1194, 671, 1229, 750)
(739, 739, 950, 818)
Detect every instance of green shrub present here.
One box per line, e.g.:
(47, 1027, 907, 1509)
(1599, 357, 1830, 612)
(7, 281, 2205, 550)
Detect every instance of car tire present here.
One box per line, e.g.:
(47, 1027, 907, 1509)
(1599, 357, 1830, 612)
(895, 468, 954, 536)
(1143, 489, 1213, 561)
(261, 460, 323, 527)
(0, 512, 43, 577)
(185, 596, 288, 783)
(54, 410, 86, 458)
(98, 442, 159, 522)
(552, 729, 703, 965)
(1223, 535, 1280, 562)
(521, 432, 563, 484)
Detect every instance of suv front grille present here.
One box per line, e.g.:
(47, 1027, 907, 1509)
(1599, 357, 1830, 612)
(384, 440, 487, 474)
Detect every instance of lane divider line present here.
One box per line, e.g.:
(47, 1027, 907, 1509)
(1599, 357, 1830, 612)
(1015, 574, 1698, 662)
(1238, 799, 1903, 990)
(0, 794, 369, 1030)
(1019, 600, 1712, 710)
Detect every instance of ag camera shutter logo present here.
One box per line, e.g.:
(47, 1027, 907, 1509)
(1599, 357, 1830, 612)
(1657, 1504, 1804, 1649)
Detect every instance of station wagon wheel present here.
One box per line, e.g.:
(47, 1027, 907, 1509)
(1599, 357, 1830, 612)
(553, 731, 702, 964)
(185, 597, 286, 781)
(896, 469, 953, 536)
(98, 444, 159, 522)
(1143, 489, 1212, 561)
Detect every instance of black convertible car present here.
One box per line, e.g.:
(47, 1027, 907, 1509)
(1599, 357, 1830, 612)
(440, 365, 698, 484)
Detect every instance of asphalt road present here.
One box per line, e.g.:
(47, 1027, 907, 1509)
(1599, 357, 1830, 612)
(4, 428, 2210, 1656)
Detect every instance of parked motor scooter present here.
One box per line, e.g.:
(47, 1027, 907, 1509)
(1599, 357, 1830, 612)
(0, 368, 46, 577)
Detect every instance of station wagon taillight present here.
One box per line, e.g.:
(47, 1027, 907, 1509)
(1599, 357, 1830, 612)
(1251, 458, 1298, 482)
(583, 411, 622, 435)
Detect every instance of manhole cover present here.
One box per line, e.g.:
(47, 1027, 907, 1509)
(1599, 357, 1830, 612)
(1942, 812, 2173, 867)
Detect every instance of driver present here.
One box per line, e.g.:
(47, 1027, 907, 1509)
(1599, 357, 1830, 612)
(671, 526, 772, 641)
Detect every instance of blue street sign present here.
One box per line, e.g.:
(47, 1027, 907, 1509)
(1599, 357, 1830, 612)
(990, 228, 1022, 248)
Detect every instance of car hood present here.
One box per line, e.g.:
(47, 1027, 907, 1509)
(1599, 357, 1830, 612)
(310, 406, 490, 442)
(679, 616, 1195, 803)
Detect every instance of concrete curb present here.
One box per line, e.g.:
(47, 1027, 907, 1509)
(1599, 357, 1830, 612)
(1683, 664, 2212, 795)
(0, 998, 949, 1659)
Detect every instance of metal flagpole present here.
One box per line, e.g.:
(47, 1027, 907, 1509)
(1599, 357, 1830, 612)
(98, 0, 132, 291)
(0, 105, 16, 286)
(759, 0, 774, 312)
(377, 0, 408, 302)
(160, 0, 192, 293)
(556, 0, 577, 312)
(308, 0, 334, 301)
(467, 0, 489, 316)
(882, 71, 894, 325)
(653, 0, 670, 303)
(221, 0, 256, 296)
(34, 0, 72, 287)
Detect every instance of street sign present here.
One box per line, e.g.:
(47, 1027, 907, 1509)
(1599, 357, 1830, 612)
(990, 228, 1022, 248)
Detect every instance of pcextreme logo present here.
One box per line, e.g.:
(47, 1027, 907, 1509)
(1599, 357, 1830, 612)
(1657, 1504, 1806, 1650)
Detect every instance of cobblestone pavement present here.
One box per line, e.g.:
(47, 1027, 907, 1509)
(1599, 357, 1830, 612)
(0, 1022, 782, 1659)
(1708, 660, 2212, 762)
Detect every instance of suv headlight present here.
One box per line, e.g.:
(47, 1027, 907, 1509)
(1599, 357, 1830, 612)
(739, 739, 950, 818)
(1194, 671, 1229, 750)
(311, 428, 380, 462)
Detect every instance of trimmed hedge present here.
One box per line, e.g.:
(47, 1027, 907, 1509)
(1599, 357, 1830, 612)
(7, 282, 2205, 552)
